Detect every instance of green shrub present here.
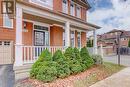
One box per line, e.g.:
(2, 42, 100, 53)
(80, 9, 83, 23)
(38, 49, 52, 62)
(128, 40, 130, 47)
(56, 61, 70, 78)
(64, 47, 75, 60)
(80, 47, 94, 69)
(53, 50, 65, 62)
(91, 54, 103, 65)
(36, 61, 57, 82)
(64, 47, 82, 74)
(53, 50, 70, 78)
(30, 61, 43, 78)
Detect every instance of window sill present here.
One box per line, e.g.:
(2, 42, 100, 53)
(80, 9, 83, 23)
(2, 26, 14, 29)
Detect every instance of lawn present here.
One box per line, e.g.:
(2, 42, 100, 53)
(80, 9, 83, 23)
(15, 62, 125, 87)
(74, 62, 125, 87)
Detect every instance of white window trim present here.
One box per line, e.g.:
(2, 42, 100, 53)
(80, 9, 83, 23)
(3, 14, 14, 29)
(29, 0, 53, 10)
(77, 31, 81, 48)
(76, 5, 81, 18)
(70, 1, 75, 16)
(70, 30, 75, 47)
(62, 0, 68, 14)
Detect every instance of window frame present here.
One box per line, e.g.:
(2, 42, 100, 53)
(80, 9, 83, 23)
(70, 1, 75, 16)
(2, 12, 13, 28)
(77, 31, 81, 48)
(76, 5, 81, 18)
(70, 30, 75, 47)
(62, 0, 68, 14)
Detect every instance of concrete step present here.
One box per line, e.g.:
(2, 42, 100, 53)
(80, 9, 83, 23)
(13, 64, 32, 81)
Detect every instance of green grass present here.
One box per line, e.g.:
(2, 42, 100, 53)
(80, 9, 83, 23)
(74, 62, 125, 87)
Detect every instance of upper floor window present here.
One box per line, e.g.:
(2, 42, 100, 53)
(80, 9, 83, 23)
(70, 1, 75, 16)
(62, 0, 68, 14)
(2, 2, 13, 28)
(29, 0, 53, 10)
(3, 14, 13, 28)
(76, 5, 81, 18)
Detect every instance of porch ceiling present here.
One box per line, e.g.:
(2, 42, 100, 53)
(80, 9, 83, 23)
(23, 13, 64, 26)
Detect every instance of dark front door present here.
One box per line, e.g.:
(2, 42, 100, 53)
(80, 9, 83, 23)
(34, 30, 45, 46)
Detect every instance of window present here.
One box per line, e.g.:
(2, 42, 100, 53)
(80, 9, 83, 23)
(76, 5, 81, 18)
(70, 31, 75, 47)
(63, 32, 65, 46)
(30, 0, 53, 10)
(77, 32, 81, 48)
(70, 1, 75, 16)
(62, 0, 68, 14)
(2, 2, 13, 28)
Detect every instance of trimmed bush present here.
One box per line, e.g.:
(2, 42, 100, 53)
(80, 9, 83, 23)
(36, 61, 57, 82)
(91, 54, 103, 65)
(80, 47, 94, 69)
(53, 50, 70, 78)
(53, 50, 65, 62)
(64, 47, 82, 74)
(30, 61, 43, 78)
(64, 47, 75, 60)
(38, 49, 52, 62)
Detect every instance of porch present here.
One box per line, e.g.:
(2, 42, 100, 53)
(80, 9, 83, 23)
(14, 3, 99, 66)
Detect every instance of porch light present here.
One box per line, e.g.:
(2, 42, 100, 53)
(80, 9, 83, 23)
(23, 21, 27, 30)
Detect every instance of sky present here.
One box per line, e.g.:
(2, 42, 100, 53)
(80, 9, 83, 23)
(87, 0, 130, 36)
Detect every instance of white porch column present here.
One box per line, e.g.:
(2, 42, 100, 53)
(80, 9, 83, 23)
(65, 21, 70, 47)
(14, 6, 23, 66)
(93, 29, 97, 54)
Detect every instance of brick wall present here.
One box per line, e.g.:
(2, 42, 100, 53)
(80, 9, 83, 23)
(50, 25, 64, 46)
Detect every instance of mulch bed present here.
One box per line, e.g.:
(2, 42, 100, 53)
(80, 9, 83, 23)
(15, 65, 109, 87)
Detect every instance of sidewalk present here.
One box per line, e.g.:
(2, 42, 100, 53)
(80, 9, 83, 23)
(90, 67, 130, 87)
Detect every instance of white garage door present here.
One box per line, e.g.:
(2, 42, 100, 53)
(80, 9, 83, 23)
(0, 41, 13, 65)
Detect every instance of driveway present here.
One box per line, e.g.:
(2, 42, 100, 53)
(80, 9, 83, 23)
(0, 64, 15, 87)
(103, 55, 130, 66)
(90, 67, 130, 87)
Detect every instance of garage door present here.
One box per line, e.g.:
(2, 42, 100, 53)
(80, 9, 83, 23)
(0, 41, 13, 65)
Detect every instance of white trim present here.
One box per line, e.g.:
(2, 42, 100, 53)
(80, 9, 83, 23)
(29, 0, 53, 10)
(70, 30, 75, 47)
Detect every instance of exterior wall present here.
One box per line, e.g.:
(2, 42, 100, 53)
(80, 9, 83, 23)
(53, 0, 62, 12)
(81, 32, 86, 47)
(50, 25, 64, 46)
(22, 21, 33, 45)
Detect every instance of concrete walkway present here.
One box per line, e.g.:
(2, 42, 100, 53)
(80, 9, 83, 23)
(90, 67, 130, 87)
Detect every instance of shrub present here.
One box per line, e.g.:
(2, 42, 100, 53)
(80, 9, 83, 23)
(128, 40, 130, 47)
(80, 47, 94, 69)
(36, 61, 57, 82)
(53, 50, 65, 62)
(30, 61, 43, 78)
(64, 47, 75, 60)
(53, 50, 70, 78)
(64, 47, 82, 74)
(56, 61, 70, 78)
(38, 49, 52, 62)
(91, 54, 103, 65)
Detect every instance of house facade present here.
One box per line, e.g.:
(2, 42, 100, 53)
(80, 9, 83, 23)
(0, 0, 100, 66)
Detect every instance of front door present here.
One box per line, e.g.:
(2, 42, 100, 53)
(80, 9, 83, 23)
(34, 30, 45, 46)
